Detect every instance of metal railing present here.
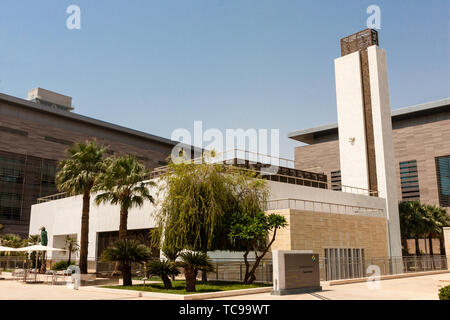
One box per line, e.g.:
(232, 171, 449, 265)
(321, 255, 449, 281)
(266, 198, 384, 217)
(36, 149, 378, 203)
(36, 192, 69, 204)
(1, 255, 448, 284)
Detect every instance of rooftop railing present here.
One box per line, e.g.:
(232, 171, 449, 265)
(36, 149, 378, 203)
(266, 198, 384, 217)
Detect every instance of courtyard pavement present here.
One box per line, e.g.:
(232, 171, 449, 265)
(0, 272, 448, 300)
(214, 272, 450, 300)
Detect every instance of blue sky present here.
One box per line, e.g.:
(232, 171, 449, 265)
(0, 0, 449, 158)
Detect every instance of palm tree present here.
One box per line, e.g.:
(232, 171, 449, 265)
(64, 236, 80, 264)
(179, 252, 214, 292)
(426, 204, 450, 255)
(95, 155, 155, 240)
(146, 260, 180, 289)
(56, 140, 106, 274)
(101, 239, 151, 286)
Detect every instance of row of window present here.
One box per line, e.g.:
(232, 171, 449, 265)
(328, 155, 450, 207)
(1, 125, 154, 164)
(0, 192, 22, 221)
(0, 156, 57, 187)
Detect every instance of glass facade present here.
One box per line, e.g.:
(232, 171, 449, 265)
(399, 160, 420, 201)
(0, 150, 58, 225)
(436, 155, 450, 207)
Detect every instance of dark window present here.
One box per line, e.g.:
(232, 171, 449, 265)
(400, 160, 420, 201)
(41, 162, 57, 187)
(0, 156, 25, 183)
(331, 170, 342, 191)
(0, 192, 22, 221)
(436, 155, 450, 207)
(96, 229, 159, 259)
(0, 150, 59, 225)
(44, 136, 73, 146)
(0, 126, 28, 137)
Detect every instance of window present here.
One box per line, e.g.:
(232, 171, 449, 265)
(324, 248, 365, 280)
(44, 136, 73, 146)
(436, 155, 450, 207)
(400, 160, 420, 200)
(0, 156, 25, 183)
(0, 126, 28, 137)
(331, 170, 342, 191)
(41, 162, 57, 187)
(0, 192, 22, 221)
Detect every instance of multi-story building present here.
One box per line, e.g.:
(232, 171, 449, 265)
(289, 98, 450, 211)
(0, 88, 177, 236)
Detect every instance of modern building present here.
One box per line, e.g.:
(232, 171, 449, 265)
(27, 29, 448, 280)
(289, 97, 450, 211)
(0, 88, 177, 236)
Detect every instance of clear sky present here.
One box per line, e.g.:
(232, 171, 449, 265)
(0, 0, 449, 159)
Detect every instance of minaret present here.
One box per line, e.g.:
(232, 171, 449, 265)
(334, 29, 403, 261)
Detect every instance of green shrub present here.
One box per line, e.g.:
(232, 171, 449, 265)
(146, 260, 180, 289)
(439, 285, 450, 300)
(51, 261, 75, 271)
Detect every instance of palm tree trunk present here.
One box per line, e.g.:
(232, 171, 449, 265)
(414, 237, 420, 256)
(401, 238, 409, 255)
(428, 234, 434, 255)
(184, 268, 197, 292)
(439, 236, 445, 255)
(161, 274, 173, 289)
(68, 248, 72, 264)
(79, 191, 91, 274)
(119, 207, 128, 240)
(122, 263, 132, 286)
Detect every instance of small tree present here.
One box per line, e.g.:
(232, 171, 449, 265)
(153, 157, 268, 282)
(179, 252, 214, 292)
(146, 260, 180, 289)
(64, 236, 80, 264)
(229, 212, 287, 284)
(101, 239, 151, 286)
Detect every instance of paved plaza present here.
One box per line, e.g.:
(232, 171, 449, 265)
(0, 272, 448, 300)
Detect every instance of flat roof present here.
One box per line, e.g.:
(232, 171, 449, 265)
(289, 98, 450, 144)
(0, 92, 178, 147)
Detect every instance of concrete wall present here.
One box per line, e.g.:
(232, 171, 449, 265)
(270, 208, 389, 259)
(444, 227, 450, 257)
(334, 51, 370, 191)
(29, 186, 159, 260)
(30, 178, 387, 260)
(267, 180, 386, 211)
(367, 45, 402, 258)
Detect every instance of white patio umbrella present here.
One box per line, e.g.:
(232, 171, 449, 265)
(0, 246, 17, 252)
(15, 245, 66, 252)
(15, 245, 66, 282)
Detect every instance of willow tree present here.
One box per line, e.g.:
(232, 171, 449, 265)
(55, 140, 106, 274)
(152, 157, 268, 281)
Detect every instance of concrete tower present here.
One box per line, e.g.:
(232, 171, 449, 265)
(334, 29, 402, 259)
